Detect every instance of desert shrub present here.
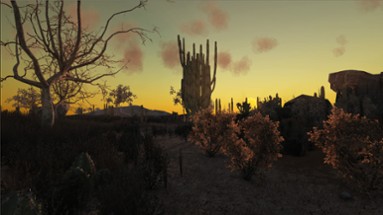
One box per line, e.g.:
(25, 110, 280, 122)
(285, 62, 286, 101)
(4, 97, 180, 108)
(308, 107, 383, 192)
(118, 124, 144, 164)
(174, 122, 192, 141)
(140, 135, 168, 189)
(1, 190, 42, 215)
(1, 111, 165, 214)
(49, 153, 96, 215)
(95, 167, 163, 215)
(224, 112, 283, 180)
(189, 108, 235, 157)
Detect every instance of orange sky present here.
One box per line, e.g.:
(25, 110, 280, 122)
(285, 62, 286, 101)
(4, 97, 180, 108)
(1, 0, 383, 114)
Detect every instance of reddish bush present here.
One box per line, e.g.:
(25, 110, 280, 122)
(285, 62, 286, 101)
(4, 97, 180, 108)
(189, 108, 235, 157)
(224, 113, 283, 180)
(308, 107, 383, 191)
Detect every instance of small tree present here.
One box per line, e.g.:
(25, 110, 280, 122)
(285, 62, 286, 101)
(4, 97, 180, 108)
(75, 106, 84, 115)
(108, 84, 136, 107)
(224, 113, 283, 180)
(188, 108, 234, 157)
(308, 107, 383, 192)
(6, 87, 41, 113)
(236, 98, 252, 121)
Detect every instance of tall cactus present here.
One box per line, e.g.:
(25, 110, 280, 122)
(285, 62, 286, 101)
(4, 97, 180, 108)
(177, 35, 217, 115)
(319, 86, 325, 99)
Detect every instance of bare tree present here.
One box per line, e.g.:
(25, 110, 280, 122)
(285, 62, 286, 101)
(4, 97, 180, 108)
(1, 0, 153, 127)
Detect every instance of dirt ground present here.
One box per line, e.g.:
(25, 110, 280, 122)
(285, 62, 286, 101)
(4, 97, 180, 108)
(154, 136, 383, 215)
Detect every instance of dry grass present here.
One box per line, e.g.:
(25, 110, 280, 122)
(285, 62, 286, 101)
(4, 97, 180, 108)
(155, 136, 383, 215)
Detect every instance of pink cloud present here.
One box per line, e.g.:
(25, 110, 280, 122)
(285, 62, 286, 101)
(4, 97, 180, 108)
(333, 35, 348, 57)
(218, 51, 232, 70)
(253, 37, 278, 53)
(333, 47, 345, 57)
(180, 20, 208, 36)
(122, 43, 143, 73)
(68, 4, 100, 29)
(359, 0, 382, 12)
(160, 41, 179, 69)
(336, 35, 347, 46)
(202, 2, 229, 31)
(232, 57, 251, 76)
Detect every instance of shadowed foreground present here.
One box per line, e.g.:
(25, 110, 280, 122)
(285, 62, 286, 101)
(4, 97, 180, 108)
(155, 136, 382, 215)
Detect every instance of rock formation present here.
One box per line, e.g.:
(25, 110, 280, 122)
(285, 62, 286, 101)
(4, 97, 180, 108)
(329, 70, 383, 121)
(280, 95, 332, 156)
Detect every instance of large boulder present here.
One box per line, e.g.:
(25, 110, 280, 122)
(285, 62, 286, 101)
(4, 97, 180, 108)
(280, 95, 332, 156)
(329, 70, 383, 121)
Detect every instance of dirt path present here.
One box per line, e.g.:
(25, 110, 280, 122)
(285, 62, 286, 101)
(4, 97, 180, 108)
(155, 136, 382, 215)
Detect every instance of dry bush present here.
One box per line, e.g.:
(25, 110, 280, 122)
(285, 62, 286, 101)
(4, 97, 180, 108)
(224, 113, 283, 180)
(308, 107, 383, 192)
(188, 108, 235, 157)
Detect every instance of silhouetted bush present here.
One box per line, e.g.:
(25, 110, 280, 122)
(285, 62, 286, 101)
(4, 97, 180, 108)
(174, 122, 192, 141)
(95, 167, 162, 215)
(118, 123, 144, 164)
(140, 135, 168, 189)
(1, 110, 166, 214)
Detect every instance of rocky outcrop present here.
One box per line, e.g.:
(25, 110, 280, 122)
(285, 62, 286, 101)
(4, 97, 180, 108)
(280, 95, 332, 156)
(329, 70, 383, 121)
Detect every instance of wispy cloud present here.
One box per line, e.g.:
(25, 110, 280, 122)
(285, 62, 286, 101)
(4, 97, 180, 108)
(333, 47, 346, 57)
(333, 35, 348, 57)
(336, 35, 348, 46)
(232, 56, 251, 76)
(68, 4, 100, 29)
(218, 51, 232, 70)
(218, 51, 251, 76)
(180, 20, 208, 36)
(160, 41, 179, 69)
(358, 0, 382, 12)
(180, 1, 228, 37)
(202, 1, 229, 31)
(252, 37, 278, 53)
(122, 43, 143, 73)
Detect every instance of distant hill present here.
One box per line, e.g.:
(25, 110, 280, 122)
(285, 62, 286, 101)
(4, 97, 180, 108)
(88, 105, 171, 117)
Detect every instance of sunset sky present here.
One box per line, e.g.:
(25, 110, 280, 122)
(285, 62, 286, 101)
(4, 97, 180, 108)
(1, 0, 383, 114)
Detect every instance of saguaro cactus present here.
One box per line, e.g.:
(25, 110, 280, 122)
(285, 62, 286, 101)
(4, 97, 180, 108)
(177, 35, 217, 115)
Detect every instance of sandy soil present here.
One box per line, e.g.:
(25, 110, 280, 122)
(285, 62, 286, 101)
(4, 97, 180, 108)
(154, 136, 383, 215)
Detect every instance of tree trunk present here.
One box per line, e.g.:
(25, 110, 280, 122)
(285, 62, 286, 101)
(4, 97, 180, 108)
(41, 87, 55, 127)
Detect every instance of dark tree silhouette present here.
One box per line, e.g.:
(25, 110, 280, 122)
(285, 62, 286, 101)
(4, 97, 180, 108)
(1, 0, 153, 127)
(6, 87, 40, 113)
(108, 84, 136, 107)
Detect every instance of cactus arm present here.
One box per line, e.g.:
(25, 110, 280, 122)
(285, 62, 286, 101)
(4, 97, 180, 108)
(177, 35, 185, 66)
(211, 41, 217, 92)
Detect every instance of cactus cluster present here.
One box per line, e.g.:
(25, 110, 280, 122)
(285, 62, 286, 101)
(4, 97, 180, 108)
(215, 98, 222, 114)
(257, 94, 282, 121)
(236, 98, 252, 120)
(177, 35, 217, 115)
